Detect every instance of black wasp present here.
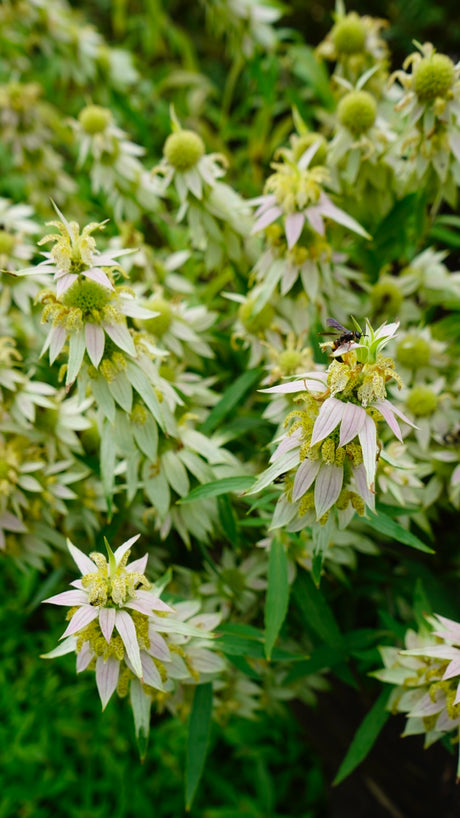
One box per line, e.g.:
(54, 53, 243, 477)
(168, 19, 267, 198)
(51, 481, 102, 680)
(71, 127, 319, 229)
(320, 317, 362, 361)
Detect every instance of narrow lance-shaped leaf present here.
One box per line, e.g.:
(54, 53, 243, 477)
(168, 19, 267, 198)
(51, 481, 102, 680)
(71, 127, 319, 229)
(333, 688, 392, 785)
(185, 682, 213, 811)
(265, 538, 290, 660)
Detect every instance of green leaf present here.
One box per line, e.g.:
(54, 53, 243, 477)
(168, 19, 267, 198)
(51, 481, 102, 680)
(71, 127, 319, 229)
(333, 688, 391, 785)
(365, 510, 434, 554)
(178, 475, 255, 504)
(185, 682, 213, 811)
(199, 368, 263, 435)
(264, 538, 290, 660)
(217, 494, 238, 546)
(292, 572, 345, 650)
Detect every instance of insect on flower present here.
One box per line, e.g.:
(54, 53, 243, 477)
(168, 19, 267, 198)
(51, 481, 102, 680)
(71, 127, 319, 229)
(320, 317, 363, 361)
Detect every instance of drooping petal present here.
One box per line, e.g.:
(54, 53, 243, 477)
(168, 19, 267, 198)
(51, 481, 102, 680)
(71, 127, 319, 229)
(269, 429, 301, 463)
(102, 321, 136, 357)
(251, 205, 283, 234)
(318, 194, 371, 239)
(147, 630, 171, 662)
(373, 399, 403, 441)
(67, 539, 98, 575)
(85, 267, 114, 290)
(409, 691, 445, 717)
(338, 402, 367, 447)
(314, 463, 344, 519)
(113, 534, 141, 566)
(56, 273, 78, 298)
(284, 212, 305, 249)
(260, 372, 328, 395)
(76, 641, 93, 672)
(43, 589, 89, 606)
(99, 607, 116, 643)
(49, 325, 68, 364)
(41, 636, 77, 659)
(66, 329, 86, 386)
(304, 206, 325, 235)
(140, 653, 165, 690)
(358, 413, 377, 488)
(85, 323, 105, 368)
(352, 463, 375, 511)
(443, 657, 460, 681)
(292, 458, 321, 501)
(128, 589, 173, 613)
(96, 655, 120, 709)
(310, 397, 346, 448)
(115, 609, 142, 678)
(60, 604, 99, 639)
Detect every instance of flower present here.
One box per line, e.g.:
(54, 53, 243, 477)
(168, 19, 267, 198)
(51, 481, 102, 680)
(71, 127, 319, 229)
(41, 533, 225, 751)
(21, 205, 133, 297)
(251, 143, 371, 250)
(250, 319, 417, 524)
(374, 615, 460, 768)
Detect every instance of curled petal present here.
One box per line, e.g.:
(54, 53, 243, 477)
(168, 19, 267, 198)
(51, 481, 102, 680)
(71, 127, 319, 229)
(339, 402, 367, 447)
(44, 590, 89, 606)
(292, 458, 321, 501)
(96, 656, 120, 709)
(314, 463, 344, 519)
(310, 397, 346, 448)
(115, 610, 142, 678)
(85, 323, 105, 368)
(285, 212, 305, 249)
(60, 605, 99, 639)
(99, 607, 116, 643)
(358, 414, 377, 488)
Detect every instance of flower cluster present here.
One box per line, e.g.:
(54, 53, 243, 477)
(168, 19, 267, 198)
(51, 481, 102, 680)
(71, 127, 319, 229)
(251, 319, 416, 528)
(374, 614, 460, 771)
(42, 535, 225, 742)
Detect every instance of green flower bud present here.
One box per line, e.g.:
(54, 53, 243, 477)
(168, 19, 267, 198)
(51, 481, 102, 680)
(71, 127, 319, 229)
(0, 230, 15, 255)
(78, 105, 112, 134)
(338, 90, 377, 135)
(278, 349, 303, 374)
(413, 54, 454, 101)
(396, 335, 431, 369)
(370, 279, 403, 315)
(238, 300, 274, 334)
(292, 133, 328, 166)
(163, 130, 205, 171)
(62, 279, 112, 314)
(406, 385, 438, 416)
(331, 13, 366, 55)
(141, 297, 173, 336)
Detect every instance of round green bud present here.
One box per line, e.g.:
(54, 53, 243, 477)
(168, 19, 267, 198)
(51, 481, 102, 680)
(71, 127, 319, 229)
(331, 13, 366, 55)
(413, 54, 455, 101)
(163, 130, 205, 171)
(141, 297, 173, 337)
(238, 300, 274, 334)
(292, 133, 328, 166)
(370, 279, 403, 315)
(396, 335, 431, 369)
(78, 105, 111, 134)
(338, 90, 377, 135)
(278, 349, 303, 374)
(62, 279, 112, 314)
(0, 230, 15, 255)
(406, 386, 438, 416)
